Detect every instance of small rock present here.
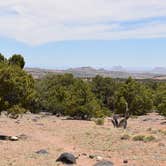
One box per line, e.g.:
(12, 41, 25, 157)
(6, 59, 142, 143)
(32, 119, 38, 122)
(40, 112, 52, 116)
(0, 135, 9, 140)
(36, 123, 44, 126)
(89, 154, 96, 159)
(26, 111, 32, 115)
(56, 152, 77, 164)
(158, 143, 165, 147)
(143, 118, 151, 121)
(121, 134, 130, 140)
(160, 121, 166, 125)
(82, 153, 87, 156)
(93, 160, 114, 166)
(146, 128, 152, 131)
(15, 120, 20, 124)
(123, 160, 128, 164)
(36, 149, 49, 155)
(9, 136, 19, 141)
(96, 156, 103, 161)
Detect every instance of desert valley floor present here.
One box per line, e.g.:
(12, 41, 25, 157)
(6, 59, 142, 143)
(0, 113, 165, 166)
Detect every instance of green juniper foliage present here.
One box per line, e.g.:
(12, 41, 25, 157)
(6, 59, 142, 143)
(36, 74, 107, 119)
(8, 54, 25, 69)
(0, 54, 38, 116)
(0, 53, 166, 118)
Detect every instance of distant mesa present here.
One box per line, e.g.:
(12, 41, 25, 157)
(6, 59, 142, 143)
(25, 66, 166, 80)
(152, 67, 166, 74)
(111, 66, 126, 72)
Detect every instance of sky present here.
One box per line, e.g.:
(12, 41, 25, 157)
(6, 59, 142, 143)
(0, 0, 166, 69)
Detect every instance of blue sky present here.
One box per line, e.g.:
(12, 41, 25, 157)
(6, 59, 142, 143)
(0, 1, 166, 69)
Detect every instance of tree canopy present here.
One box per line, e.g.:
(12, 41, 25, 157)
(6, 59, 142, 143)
(36, 74, 107, 119)
(8, 54, 25, 69)
(0, 53, 6, 63)
(0, 53, 166, 118)
(0, 54, 37, 117)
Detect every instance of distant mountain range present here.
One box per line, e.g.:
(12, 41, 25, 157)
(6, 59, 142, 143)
(151, 67, 166, 74)
(25, 67, 166, 80)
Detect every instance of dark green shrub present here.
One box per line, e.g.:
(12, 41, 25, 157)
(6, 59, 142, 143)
(94, 118, 105, 125)
(132, 135, 145, 141)
(143, 135, 156, 142)
(132, 135, 156, 142)
(157, 101, 166, 117)
(7, 105, 27, 119)
(8, 54, 25, 69)
(36, 74, 107, 119)
(0, 65, 37, 114)
(115, 77, 153, 115)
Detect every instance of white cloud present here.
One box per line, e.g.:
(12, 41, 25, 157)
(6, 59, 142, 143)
(0, 0, 166, 45)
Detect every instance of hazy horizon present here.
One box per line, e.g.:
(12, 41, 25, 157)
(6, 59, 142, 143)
(25, 65, 165, 72)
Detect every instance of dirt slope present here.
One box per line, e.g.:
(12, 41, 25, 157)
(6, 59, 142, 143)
(0, 113, 165, 166)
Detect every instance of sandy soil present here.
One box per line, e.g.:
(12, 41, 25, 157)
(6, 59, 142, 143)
(0, 112, 165, 166)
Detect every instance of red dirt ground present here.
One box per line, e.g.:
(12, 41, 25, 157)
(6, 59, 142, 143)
(0, 113, 165, 166)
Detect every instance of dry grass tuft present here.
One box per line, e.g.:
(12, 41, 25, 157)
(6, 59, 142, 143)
(93, 118, 105, 125)
(132, 134, 156, 142)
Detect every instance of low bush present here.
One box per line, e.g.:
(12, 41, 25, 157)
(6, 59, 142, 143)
(132, 135, 145, 141)
(143, 135, 156, 142)
(157, 101, 166, 117)
(7, 105, 27, 119)
(132, 134, 156, 142)
(94, 118, 105, 125)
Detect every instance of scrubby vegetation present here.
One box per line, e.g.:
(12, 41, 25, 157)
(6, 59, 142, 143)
(0, 54, 38, 116)
(0, 53, 166, 119)
(132, 135, 156, 142)
(93, 118, 105, 125)
(36, 74, 107, 119)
